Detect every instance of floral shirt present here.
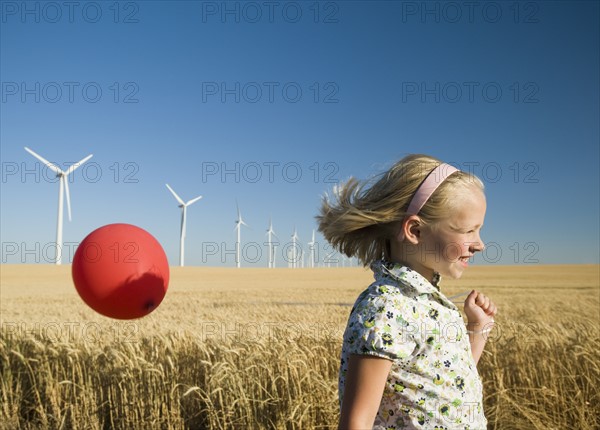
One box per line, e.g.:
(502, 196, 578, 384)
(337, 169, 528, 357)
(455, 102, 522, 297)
(339, 260, 487, 429)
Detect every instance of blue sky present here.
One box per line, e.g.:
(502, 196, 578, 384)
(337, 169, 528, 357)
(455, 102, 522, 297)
(1, 1, 598, 266)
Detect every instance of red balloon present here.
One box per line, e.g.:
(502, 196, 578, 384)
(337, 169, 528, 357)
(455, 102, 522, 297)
(72, 223, 169, 319)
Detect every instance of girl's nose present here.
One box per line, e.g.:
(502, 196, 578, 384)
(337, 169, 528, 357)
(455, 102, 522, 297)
(470, 235, 485, 252)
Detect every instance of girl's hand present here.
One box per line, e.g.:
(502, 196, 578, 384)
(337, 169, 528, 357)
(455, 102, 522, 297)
(464, 290, 497, 326)
(464, 290, 497, 363)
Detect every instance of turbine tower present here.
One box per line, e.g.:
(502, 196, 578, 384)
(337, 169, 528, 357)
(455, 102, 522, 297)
(234, 202, 248, 268)
(24, 147, 93, 265)
(165, 184, 202, 267)
(266, 218, 278, 268)
(308, 229, 316, 268)
(291, 227, 299, 269)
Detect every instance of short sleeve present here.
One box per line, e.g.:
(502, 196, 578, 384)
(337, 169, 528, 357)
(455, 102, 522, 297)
(345, 291, 417, 361)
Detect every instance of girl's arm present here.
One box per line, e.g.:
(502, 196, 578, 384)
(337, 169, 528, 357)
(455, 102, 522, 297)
(338, 354, 392, 430)
(466, 321, 494, 365)
(464, 290, 497, 365)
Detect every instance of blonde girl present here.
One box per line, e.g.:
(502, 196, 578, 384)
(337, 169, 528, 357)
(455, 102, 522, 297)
(317, 154, 497, 429)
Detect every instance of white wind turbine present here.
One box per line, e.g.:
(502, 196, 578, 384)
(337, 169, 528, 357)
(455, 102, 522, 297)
(24, 147, 93, 265)
(273, 243, 278, 267)
(308, 229, 316, 268)
(234, 202, 249, 268)
(266, 218, 278, 268)
(287, 246, 293, 268)
(165, 184, 202, 267)
(291, 227, 299, 269)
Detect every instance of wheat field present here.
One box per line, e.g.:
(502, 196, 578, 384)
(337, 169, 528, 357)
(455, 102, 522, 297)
(1, 264, 598, 429)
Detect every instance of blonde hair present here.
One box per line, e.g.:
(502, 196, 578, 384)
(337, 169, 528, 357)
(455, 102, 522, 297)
(316, 154, 484, 266)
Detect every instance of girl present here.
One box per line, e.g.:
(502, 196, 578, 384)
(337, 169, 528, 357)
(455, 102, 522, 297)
(317, 154, 497, 429)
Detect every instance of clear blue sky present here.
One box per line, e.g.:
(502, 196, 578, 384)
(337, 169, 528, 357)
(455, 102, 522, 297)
(1, 1, 598, 266)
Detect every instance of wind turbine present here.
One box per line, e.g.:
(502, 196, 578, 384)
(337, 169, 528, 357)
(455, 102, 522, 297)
(24, 147, 93, 265)
(234, 202, 249, 268)
(266, 217, 278, 268)
(291, 227, 299, 269)
(165, 184, 202, 267)
(308, 229, 316, 268)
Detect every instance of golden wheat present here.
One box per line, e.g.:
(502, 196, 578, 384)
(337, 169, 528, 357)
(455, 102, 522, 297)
(1, 265, 598, 429)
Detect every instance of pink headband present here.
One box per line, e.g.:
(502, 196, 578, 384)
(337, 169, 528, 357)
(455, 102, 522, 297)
(406, 163, 459, 215)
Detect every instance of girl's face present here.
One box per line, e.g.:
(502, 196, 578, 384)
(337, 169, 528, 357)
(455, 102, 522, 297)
(418, 187, 487, 280)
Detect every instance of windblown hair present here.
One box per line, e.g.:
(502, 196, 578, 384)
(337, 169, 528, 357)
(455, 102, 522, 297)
(316, 154, 484, 266)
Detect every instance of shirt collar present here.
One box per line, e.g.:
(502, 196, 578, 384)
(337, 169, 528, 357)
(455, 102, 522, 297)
(370, 259, 458, 310)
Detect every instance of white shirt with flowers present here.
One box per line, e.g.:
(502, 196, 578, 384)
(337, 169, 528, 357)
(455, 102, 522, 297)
(339, 260, 487, 429)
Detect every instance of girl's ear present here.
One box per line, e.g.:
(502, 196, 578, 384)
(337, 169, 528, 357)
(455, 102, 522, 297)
(396, 215, 421, 244)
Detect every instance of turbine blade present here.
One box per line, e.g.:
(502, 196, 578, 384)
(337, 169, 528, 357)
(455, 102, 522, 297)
(63, 176, 72, 221)
(65, 153, 93, 176)
(24, 147, 62, 175)
(166, 184, 185, 206)
(186, 195, 203, 206)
